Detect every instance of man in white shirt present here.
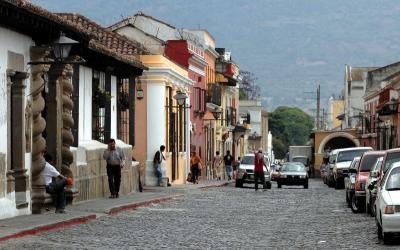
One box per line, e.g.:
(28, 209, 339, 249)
(42, 154, 67, 213)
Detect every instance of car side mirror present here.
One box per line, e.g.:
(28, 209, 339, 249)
(349, 168, 357, 174)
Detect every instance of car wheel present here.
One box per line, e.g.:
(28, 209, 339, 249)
(334, 180, 340, 189)
(277, 182, 282, 188)
(266, 182, 272, 189)
(383, 232, 392, 245)
(371, 200, 376, 217)
(366, 196, 372, 215)
(304, 182, 308, 189)
(377, 219, 383, 239)
(346, 190, 350, 206)
(235, 180, 243, 188)
(351, 195, 360, 213)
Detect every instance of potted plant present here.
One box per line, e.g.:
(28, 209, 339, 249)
(93, 87, 112, 108)
(118, 91, 130, 111)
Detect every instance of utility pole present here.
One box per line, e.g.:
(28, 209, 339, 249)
(316, 85, 321, 130)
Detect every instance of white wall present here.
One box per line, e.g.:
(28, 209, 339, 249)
(0, 26, 33, 219)
(78, 66, 93, 142)
(111, 75, 117, 139)
(0, 27, 33, 154)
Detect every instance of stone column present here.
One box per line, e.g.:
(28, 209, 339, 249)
(6, 70, 15, 195)
(30, 47, 50, 214)
(48, 63, 76, 203)
(11, 72, 30, 208)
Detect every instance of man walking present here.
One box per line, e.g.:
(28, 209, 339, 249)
(223, 150, 234, 180)
(153, 145, 166, 186)
(103, 139, 125, 198)
(254, 149, 267, 191)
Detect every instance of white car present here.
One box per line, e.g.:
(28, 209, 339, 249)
(235, 154, 271, 188)
(375, 162, 400, 244)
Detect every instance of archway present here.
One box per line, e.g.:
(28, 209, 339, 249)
(323, 136, 356, 151)
(318, 132, 360, 154)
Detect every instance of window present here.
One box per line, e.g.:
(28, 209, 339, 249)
(92, 71, 108, 143)
(117, 78, 129, 143)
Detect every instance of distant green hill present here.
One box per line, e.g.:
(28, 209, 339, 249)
(32, 0, 400, 111)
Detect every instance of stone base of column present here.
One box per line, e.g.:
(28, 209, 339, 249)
(31, 184, 47, 214)
(65, 187, 79, 205)
(145, 160, 158, 186)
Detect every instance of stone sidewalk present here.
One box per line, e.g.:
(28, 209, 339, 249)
(0, 180, 229, 242)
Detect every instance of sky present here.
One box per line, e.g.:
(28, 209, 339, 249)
(31, 0, 400, 113)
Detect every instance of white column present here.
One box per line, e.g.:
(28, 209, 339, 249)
(185, 97, 191, 182)
(110, 75, 117, 139)
(78, 66, 92, 142)
(145, 83, 166, 186)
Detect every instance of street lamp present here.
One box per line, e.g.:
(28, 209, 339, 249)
(212, 107, 222, 120)
(52, 32, 79, 62)
(173, 91, 188, 106)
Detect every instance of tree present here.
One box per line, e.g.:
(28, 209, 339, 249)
(269, 106, 314, 158)
(239, 70, 260, 100)
(272, 138, 286, 159)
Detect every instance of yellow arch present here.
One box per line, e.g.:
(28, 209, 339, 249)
(318, 132, 360, 154)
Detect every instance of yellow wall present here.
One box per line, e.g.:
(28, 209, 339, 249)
(330, 100, 344, 129)
(140, 55, 189, 78)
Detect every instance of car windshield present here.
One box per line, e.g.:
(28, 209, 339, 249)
(337, 149, 369, 163)
(359, 155, 382, 172)
(384, 152, 400, 173)
(292, 157, 308, 165)
(281, 164, 305, 172)
(241, 156, 254, 165)
(385, 167, 400, 191)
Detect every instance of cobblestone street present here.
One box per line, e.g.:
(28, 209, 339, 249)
(1, 179, 398, 249)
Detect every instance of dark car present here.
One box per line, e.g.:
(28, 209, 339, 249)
(277, 162, 308, 189)
(345, 157, 360, 209)
(377, 149, 400, 183)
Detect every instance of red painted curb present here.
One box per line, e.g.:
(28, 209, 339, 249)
(109, 194, 184, 215)
(0, 214, 97, 242)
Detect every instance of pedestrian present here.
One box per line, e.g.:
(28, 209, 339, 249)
(190, 151, 202, 184)
(103, 138, 125, 198)
(153, 145, 166, 186)
(254, 149, 267, 191)
(213, 151, 223, 180)
(233, 157, 241, 180)
(223, 150, 234, 180)
(42, 154, 67, 213)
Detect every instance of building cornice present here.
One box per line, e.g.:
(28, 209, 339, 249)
(142, 67, 195, 89)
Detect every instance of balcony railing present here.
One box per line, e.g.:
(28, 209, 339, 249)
(224, 106, 237, 127)
(207, 83, 221, 106)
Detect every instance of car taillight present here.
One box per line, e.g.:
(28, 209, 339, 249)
(384, 205, 395, 214)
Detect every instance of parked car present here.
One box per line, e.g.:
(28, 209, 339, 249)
(375, 162, 400, 244)
(235, 154, 272, 188)
(351, 151, 385, 213)
(378, 148, 400, 184)
(329, 147, 372, 189)
(345, 157, 360, 209)
(276, 162, 308, 189)
(365, 156, 383, 216)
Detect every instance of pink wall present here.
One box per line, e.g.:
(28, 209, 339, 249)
(132, 83, 148, 178)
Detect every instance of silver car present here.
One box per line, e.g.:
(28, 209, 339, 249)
(277, 162, 308, 189)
